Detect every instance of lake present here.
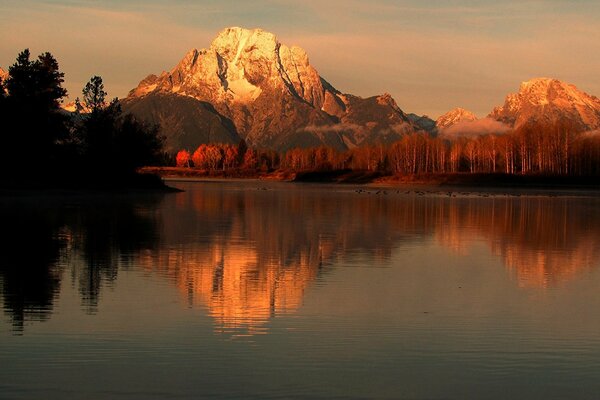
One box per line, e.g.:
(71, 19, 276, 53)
(1, 181, 600, 399)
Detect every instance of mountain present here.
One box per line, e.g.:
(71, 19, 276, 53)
(489, 78, 600, 132)
(407, 113, 437, 135)
(122, 94, 240, 150)
(123, 27, 418, 151)
(436, 107, 478, 130)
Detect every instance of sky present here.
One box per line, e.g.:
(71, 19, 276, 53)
(1, 0, 599, 118)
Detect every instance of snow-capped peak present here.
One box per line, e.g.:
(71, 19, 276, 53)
(211, 27, 278, 64)
(490, 77, 600, 131)
(436, 107, 478, 130)
(129, 26, 326, 108)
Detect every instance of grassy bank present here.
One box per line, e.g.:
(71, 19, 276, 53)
(139, 167, 600, 189)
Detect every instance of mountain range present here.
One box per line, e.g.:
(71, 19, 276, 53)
(4, 28, 600, 152)
(434, 79, 600, 138)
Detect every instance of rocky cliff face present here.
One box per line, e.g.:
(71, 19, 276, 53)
(489, 78, 600, 132)
(123, 27, 418, 151)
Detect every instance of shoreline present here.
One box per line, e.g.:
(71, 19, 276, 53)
(141, 167, 600, 190)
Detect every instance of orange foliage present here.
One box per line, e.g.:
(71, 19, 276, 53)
(176, 126, 600, 176)
(243, 149, 258, 169)
(192, 144, 208, 169)
(175, 150, 191, 168)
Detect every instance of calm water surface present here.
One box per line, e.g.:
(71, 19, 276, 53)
(1, 181, 600, 399)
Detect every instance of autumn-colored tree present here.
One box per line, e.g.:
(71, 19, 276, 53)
(204, 144, 223, 170)
(192, 144, 208, 169)
(243, 148, 258, 169)
(176, 149, 191, 168)
(284, 148, 303, 170)
(223, 144, 239, 169)
(177, 124, 600, 177)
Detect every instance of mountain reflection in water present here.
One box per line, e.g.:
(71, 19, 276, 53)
(1, 183, 599, 335)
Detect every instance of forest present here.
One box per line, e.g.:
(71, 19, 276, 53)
(175, 123, 600, 177)
(0, 49, 165, 188)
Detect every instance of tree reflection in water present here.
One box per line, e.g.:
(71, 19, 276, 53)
(0, 194, 162, 331)
(0, 201, 64, 333)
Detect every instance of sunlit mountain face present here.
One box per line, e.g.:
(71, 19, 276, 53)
(489, 78, 600, 132)
(2, 186, 600, 335)
(122, 26, 419, 151)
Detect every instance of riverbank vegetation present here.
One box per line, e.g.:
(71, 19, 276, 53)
(166, 126, 600, 186)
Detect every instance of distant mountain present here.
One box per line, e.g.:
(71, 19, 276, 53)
(123, 27, 419, 151)
(436, 107, 478, 130)
(407, 113, 437, 135)
(489, 78, 600, 132)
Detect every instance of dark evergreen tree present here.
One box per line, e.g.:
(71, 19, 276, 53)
(82, 75, 107, 113)
(77, 76, 164, 179)
(0, 79, 6, 102)
(3, 49, 69, 175)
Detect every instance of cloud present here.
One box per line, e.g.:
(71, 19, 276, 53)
(378, 123, 414, 136)
(299, 123, 363, 134)
(300, 121, 414, 138)
(440, 118, 511, 138)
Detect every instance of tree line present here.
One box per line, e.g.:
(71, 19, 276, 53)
(175, 124, 600, 176)
(0, 49, 164, 186)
